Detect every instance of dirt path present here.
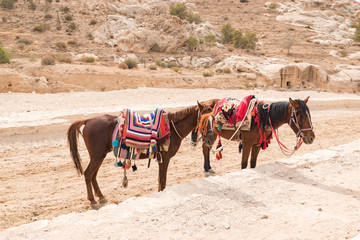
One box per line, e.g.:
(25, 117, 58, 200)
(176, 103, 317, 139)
(0, 88, 360, 234)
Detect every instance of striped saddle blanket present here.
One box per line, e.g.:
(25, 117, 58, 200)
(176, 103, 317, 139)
(113, 108, 170, 152)
(123, 108, 169, 148)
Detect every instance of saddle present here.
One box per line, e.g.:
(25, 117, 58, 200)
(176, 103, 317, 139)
(213, 95, 257, 131)
(112, 108, 170, 163)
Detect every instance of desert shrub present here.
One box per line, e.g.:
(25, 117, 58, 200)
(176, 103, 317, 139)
(223, 67, 231, 73)
(28, 56, 37, 62)
(64, 14, 73, 21)
(185, 35, 198, 52)
(172, 67, 181, 73)
(221, 23, 235, 44)
(215, 68, 222, 73)
(67, 40, 77, 46)
(169, 2, 187, 20)
(233, 30, 243, 48)
(0, 0, 16, 9)
(0, 43, 11, 64)
(281, 37, 295, 55)
(68, 22, 77, 32)
(89, 19, 97, 25)
(204, 34, 216, 48)
(186, 11, 202, 24)
(203, 70, 214, 77)
(55, 41, 67, 51)
(268, 2, 278, 9)
(60, 6, 69, 13)
(240, 0, 248, 2)
(41, 55, 55, 65)
(124, 58, 137, 69)
(81, 56, 95, 63)
(313, 1, 321, 7)
(17, 38, 33, 45)
(28, 0, 36, 11)
(353, 19, 360, 42)
(149, 43, 161, 52)
(56, 54, 72, 63)
(338, 50, 348, 58)
(87, 33, 94, 40)
(148, 64, 157, 70)
(56, 12, 61, 30)
(118, 62, 128, 69)
(44, 14, 53, 20)
(167, 61, 178, 68)
(239, 31, 258, 50)
(156, 60, 166, 68)
(33, 23, 50, 32)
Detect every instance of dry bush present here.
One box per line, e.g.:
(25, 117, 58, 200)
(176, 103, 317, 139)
(203, 70, 214, 77)
(55, 42, 67, 51)
(33, 23, 50, 32)
(41, 55, 56, 65)
(56, 54, 72, 63)
(124, 58, 137, 69)
(81, 56, 95, 63)
(148, 64, 157, 70)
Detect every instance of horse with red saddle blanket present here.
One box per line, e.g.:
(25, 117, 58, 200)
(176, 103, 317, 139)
(196, 95, 315, 176)
(67, 99, 217, 209)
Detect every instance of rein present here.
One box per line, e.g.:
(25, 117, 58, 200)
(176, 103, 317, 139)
(268, 104, 312, 156)
(171, 110, 211, 144)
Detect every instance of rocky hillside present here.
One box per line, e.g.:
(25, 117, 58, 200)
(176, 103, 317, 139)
(0, 0, 359, 93)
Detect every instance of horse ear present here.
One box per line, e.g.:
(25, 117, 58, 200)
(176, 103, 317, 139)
(304, 96, 310, 104)
(289, 98, 300, 109)
(210, 100, 217, 108)
(197, 101, 204, 111)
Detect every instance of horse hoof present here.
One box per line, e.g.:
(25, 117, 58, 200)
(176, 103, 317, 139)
(204, 171, 210, 178)
(99, 198, 108, 205)
(91, 203, 101, 210)
(209, 169, 216, 175)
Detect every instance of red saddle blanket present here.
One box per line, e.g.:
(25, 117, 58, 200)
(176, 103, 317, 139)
(213, 95, 255, 127)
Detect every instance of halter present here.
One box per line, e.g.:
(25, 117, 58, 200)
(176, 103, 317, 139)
(269, 104, 313, 156)
(288, 107, 313, 139)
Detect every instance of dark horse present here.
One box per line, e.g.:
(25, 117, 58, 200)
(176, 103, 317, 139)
(67, 100, 217, 209)
(201, 97, 315, 175)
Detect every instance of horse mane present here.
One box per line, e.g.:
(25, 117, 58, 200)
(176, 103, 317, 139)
(167, 105, 197, 123)
(257, 101, 289, 128)
(167, 99, 218, 123)
(257, 99, 308, 128)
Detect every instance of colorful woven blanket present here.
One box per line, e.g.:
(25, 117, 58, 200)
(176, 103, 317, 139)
(123, 108, 167, 148)
(214, 95, 256, 130)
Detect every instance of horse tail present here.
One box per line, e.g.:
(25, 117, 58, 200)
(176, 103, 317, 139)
(67, 120, 86, 175)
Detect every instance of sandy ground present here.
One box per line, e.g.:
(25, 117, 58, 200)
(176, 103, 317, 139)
(1, 88, 360, 239)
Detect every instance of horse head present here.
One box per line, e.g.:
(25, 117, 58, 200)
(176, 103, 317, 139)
(197, 100, 216, 147)
(288, 96, 315, 144)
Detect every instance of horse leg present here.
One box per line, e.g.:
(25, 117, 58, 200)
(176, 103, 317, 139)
(202, 143, 213, 177)
(241, 144, 252, 169)
(84, 161, 98, 208)
(92, 169, 107, 205)
(250, 145, 261, 168)
(84, 154, 106, 209)
(158, 156, 170, 191)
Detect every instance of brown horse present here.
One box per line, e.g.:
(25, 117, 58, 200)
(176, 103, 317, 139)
(67, 99, 217, 209)
(201, 97, 315, 175)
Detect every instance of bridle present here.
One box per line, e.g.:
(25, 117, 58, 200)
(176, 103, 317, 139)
(288, 106, 314, 139)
